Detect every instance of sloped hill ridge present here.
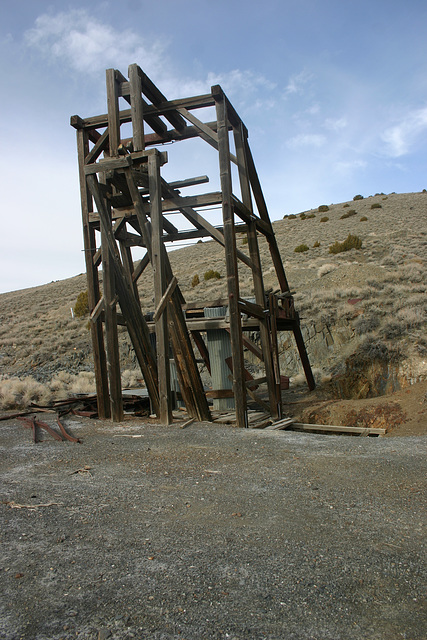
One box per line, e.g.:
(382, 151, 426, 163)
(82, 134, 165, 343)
(0, 192, 426, 412)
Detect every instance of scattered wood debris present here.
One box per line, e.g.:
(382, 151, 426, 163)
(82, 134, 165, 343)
(209, 410, 386, 436)
(70, 465, 93, 476)
(17, 415, 82, 444)
(179, 418, 196, 429)
(291, 422, 386, 436)
(3, 501, 62, 510)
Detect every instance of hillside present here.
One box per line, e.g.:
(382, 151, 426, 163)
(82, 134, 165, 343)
(0, 191, 426, 428)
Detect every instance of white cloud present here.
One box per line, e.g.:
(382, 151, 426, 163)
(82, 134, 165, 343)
(24, 10, 276, 107)
(24, 10, 166, 77)
(324, 117, 347, 131)
(382, 107, 427, 157)
(286, 133, 326, 149)
(334, 159, 367, 174)
(284, 70, 312, 96)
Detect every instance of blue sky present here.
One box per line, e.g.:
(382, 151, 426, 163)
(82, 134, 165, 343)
(1, 0, 427, 293)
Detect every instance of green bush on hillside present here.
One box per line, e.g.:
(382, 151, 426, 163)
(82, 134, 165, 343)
(340, 209, 357, 219)
(294, 244, 310, 253)
(204, 270, 221, 281)
(329, 234, 363, 254)
(191, 274, 200, 288)
(74, 291, 89, 318)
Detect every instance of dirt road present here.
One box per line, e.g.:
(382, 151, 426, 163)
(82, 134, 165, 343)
(1, 415, 426, 639)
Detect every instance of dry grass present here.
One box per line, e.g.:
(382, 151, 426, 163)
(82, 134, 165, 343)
(0, 191, 426, 406)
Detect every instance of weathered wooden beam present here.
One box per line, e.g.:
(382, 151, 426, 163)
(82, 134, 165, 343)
(100, 195, 124, 422)
(132, 252, 150, 282)
(87, 173, 160, 416)
(233, 122, 281, 418)
(76, 128, 110, 419)
(190, 330, 211, 374)
(156, 177, 254, 269)
(70, 94, 215, 131)
(238, 297, 265, 320)
(153, 276, 178, 322)
(177, 107, 238, 165)
(211, 85, 247, 134)
(85, 129, 109, 165)
(149, 152, 172, 425)
(243, 136, 291, 294)
(106, 68, 121, 157)
(119, 240, 140, 305)
(136, 66, 187, 132)
(128, 63, 145, 151)
(292, 322, 316, 391)
(292, 423, 386, 436)
(231, 196, 272, 235)
(214, 88, 247, 428)
(124, 166, 211, 421)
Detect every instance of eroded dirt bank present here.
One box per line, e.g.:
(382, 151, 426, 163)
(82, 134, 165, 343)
(1, 415, 426, 640)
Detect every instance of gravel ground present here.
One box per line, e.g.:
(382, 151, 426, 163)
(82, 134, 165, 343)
(1, 415, 426, 640)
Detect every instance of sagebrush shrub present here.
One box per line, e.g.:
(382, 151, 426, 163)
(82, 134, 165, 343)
(353, 337, 399, 366)
(340, 209, 357, 219)
(204, 270, 221, 281)
(329, 234, 363, 254)
(360, 216, 368, 222)
(313, 240, 320, 248)
(294, 244, 309, 253)
(317, 263, 337, 277)
(371, 203, 382, 209)
(191, 274, 200, 287)
(320, 216, 329, 222)
(74, 290, 89, 317)
(380, 321, 406, 340)
(353, 194, 364, 201)
(285, 214, 297, 219)
(318, 205, 329, 212)
(353, 315, 380, 335)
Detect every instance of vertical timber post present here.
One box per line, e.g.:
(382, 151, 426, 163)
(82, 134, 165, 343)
(213, 86, 247, 428)
(149, 151, 172, 424)
(128, 64, 145, 152)
(76, 126, 110, 418)
(106, 68, 121, 157)
(100, 199, 124, 422)
(233, 123, 281, 419)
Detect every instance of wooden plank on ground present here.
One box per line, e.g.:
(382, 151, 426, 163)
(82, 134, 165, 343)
(264, 417, 294, 431)
(292, 423, 387, 436)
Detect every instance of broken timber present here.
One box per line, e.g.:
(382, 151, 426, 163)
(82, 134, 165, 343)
(71, 64, 315, 427)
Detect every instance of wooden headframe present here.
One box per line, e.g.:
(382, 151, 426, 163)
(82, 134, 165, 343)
(71, 64, 315, 428)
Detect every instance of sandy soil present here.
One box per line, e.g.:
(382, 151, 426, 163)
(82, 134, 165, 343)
(284, 379, 427, 438)
(1, 408, 426, 640)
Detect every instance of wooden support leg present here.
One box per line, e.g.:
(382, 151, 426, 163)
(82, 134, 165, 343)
(76, 128, 110, 418)
(148, 153, 172, 425)
(125, 164, 211, 423)
(269, 294, 283, 419)
(214, 89, 247, 428)
(233, 123, 278, 420)
(292, 321, 316, 391)
(101, 217, 124, 422)
(87, 173, 161, 416)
